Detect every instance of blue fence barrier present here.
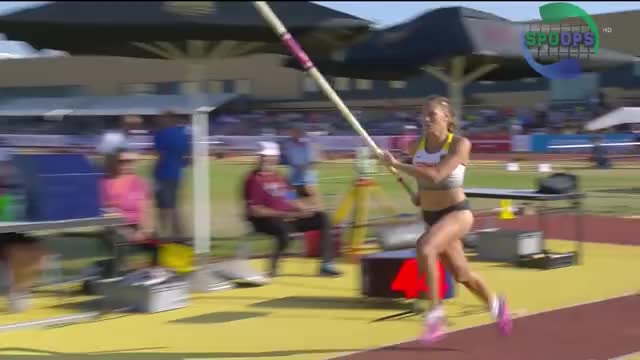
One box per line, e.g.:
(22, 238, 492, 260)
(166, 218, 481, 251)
(530, 133, 637, 153)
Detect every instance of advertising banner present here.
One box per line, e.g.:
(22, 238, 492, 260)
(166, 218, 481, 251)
(530, 133, 637, 153)
(511, 135, 531, 152)
(388, 135, 419, 153)
(313, 135, 390, 152)
(0, 135, 69, 148)
(467, 133, 512, 153)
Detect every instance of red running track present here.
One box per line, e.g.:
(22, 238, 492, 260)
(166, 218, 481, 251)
(473, 214, 640, 246)
(334, 294, 640, 360)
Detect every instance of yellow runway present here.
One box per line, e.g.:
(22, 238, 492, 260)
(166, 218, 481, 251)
(1, 240, 639, 360)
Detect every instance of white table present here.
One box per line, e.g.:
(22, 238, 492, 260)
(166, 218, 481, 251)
(0, 216, 128, 331)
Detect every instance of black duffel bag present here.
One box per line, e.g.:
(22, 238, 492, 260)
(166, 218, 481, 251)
(537, 172, 579, 194)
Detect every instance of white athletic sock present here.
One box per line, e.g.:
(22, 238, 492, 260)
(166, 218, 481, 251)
(427, 305, 445, 322)
(490, 295, 500, 319)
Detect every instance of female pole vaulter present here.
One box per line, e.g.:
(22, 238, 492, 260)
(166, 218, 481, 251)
(382, 95, 512, 344)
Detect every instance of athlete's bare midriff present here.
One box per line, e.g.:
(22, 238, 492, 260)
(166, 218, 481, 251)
(419, 188, 467, 211)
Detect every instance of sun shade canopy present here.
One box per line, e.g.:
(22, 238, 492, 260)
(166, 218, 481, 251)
(284, 6, 638, 81)
(584, 107, 640, 131)
(0, 1, 372, 59)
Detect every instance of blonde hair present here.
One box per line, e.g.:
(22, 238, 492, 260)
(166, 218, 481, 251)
(424, 95, 456, 132)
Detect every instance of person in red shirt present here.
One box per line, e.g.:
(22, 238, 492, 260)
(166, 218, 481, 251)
(243, 141, 341, 278)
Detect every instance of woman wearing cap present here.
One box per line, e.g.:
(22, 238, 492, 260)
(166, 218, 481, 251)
(381, 95, 512, 344)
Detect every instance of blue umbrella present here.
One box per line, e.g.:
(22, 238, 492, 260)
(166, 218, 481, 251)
(284, 6, 638, 119)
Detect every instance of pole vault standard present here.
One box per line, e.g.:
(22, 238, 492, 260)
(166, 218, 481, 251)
(252, 1, 416, 199)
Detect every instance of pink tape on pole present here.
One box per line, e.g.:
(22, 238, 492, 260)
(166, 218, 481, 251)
(282, 33, 313, 70)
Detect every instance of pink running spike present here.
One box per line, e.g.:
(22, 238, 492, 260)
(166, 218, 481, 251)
(497, 296, 513, 336)
(420, 314, 447, 345)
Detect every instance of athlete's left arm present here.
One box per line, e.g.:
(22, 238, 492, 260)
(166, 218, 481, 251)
(390, 137, 471, 183)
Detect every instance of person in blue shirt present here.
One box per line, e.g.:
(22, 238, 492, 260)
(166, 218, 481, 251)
(153, 111, 191, 237)
(280, 123, 321, 207)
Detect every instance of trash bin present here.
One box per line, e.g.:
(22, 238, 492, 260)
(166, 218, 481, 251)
(304, 229, 341, 258)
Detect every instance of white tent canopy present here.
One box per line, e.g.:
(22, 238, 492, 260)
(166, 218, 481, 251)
(67, 94, 239, 116)
(584, 107, 640, 131)
(0, 94, 240, 116)
(0, 96, 89, 116)
(0, 52, 25, 59)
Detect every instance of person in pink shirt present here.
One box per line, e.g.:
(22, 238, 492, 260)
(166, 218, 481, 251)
(101, 151, 157, 270)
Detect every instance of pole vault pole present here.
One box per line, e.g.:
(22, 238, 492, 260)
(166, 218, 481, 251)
(252, 1, 416, 199)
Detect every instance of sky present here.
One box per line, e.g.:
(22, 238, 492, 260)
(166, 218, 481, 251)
(0, 1, 638, 55)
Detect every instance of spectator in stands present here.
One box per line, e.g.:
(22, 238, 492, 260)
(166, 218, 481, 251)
(153, 111, 190, 238)
(101, 150, 158, 271)
(243, 141, 341, 278)
(590, 136, 611, 169)
(280, 123, 321, 207)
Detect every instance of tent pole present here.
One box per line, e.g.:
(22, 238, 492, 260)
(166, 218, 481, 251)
(187, 62, 233, 293)
(421, 64, 464, 122)
(448, 81, 464, 124)
(188, 62, 211, 257)
(423, 58, 494, 125)
(449, 57, 466, 122)
(192, 110, 211, 257)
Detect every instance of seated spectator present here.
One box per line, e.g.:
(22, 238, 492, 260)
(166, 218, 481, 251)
(242, 142, 341, 278)
(101, 150, 158, 272)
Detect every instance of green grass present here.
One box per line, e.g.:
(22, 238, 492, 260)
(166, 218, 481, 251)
(47, 158, 640, 276)
(146, 158, 640, 237)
